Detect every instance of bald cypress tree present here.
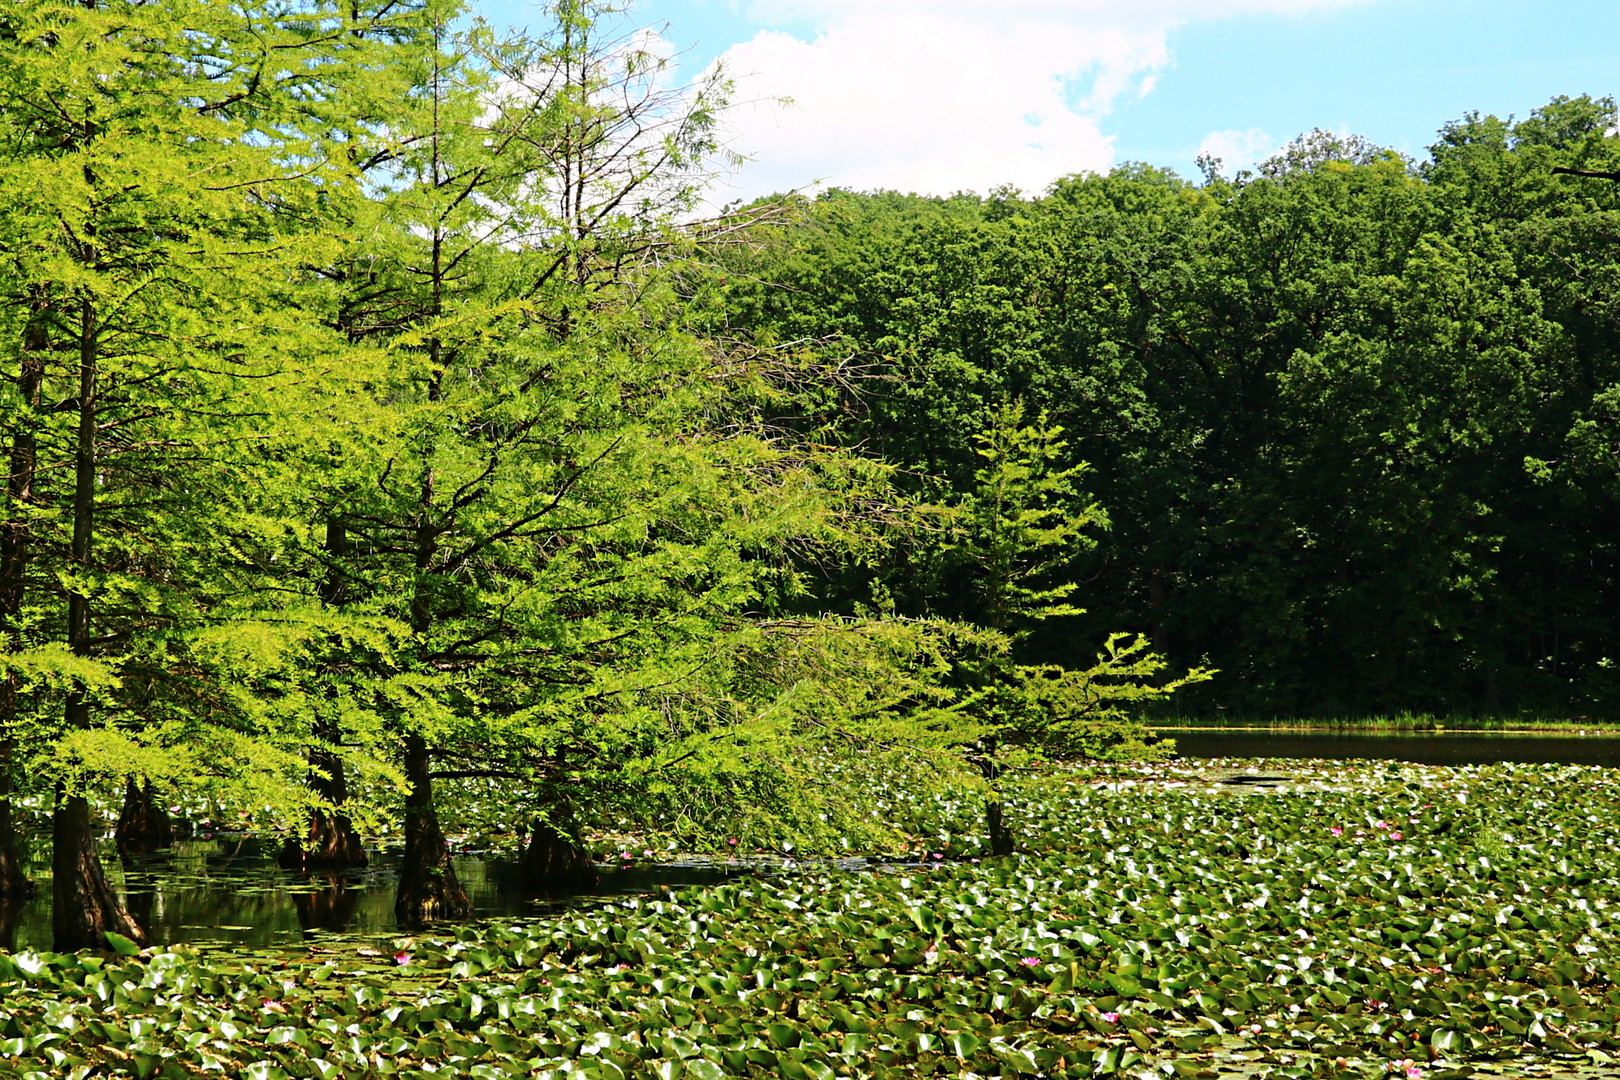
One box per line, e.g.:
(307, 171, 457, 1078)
(0, 0, 428, 950)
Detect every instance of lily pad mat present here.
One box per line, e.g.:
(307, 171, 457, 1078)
(0, 758, 1615, 1079)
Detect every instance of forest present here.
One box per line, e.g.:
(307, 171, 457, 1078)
(717, 114, 1620, 721)
(2, 1, 1620, 1078)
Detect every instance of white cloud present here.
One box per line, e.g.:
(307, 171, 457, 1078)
(1196, 127, 1281, 176)
(742, 0, 1365, 26)
(696, 0, 1373, 202)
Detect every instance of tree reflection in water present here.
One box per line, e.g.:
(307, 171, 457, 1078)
(295, 873, 360, 935)
(0, 894, 25, 951)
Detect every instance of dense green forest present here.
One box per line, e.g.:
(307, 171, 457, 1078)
(717, 108, 1620, 719)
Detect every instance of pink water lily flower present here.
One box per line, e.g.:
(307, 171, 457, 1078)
(1391, 832, 1403, 840)
(1330, 826, 1343, 837)
(1101, 1011, 1120, 1023)
(394, 952, 410, 966)
(1019, 957, 1040, 966)
(1375, 820, 1389, 829)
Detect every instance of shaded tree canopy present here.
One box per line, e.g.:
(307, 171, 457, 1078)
(715, 93, 1620, 719)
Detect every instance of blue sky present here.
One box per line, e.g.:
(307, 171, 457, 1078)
(471, 0, 1620, 201)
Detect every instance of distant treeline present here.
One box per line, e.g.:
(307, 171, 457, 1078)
(716, 96, 1620, 718)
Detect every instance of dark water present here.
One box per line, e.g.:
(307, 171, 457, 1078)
(0, 838, 765, 952)
(1165, 728, 1620, 766)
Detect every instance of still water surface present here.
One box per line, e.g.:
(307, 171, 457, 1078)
(1163, 727, 1620, 766)
(1, 840, 762, 952)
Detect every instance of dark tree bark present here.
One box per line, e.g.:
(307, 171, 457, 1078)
(0, 303, 47, 899)
(0, 747, 32, 899)
(114, 776, 174, 854)
(1552, 166, 1620, 182)
(54, 300, 142, 952)
(283, 520, 368, 871)
(279, 742, 367, 871)
(985, 799, 1014, 857)
(980, 738, 1014, 857)
(53, 790, 143, 951)
(518, 796, 598, 890)
(394, 733, 470, 927)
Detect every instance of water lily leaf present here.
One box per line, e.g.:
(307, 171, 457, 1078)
(103, 933, 141, 957)
(684, 1061, 723, 1080)
(992, 1043, 1040, 1074)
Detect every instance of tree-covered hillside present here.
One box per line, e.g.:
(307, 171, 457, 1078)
(715, 98, 1620, 719)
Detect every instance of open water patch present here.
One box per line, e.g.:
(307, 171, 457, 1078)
(1163, 727, 1620, 766)
(0, 838, 800, 952)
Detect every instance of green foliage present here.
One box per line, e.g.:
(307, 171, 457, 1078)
(941, 404, 1209, 777)
(719, 96, 1620, 719)
(952, 402, 1103, 631)
(0, 0, 435, 828)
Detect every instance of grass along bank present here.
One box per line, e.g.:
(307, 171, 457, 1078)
(0, 759, 1616, 1079)
(1151, 713, 1620, 734)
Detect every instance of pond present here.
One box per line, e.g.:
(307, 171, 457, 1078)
(0, 838, 772, 953)
(11, 728, 1618, 952)
(1161, 726, 1620, 766)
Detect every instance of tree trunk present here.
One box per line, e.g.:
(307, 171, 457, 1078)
(986, 799, 1014, 857)
(53, 790, 143, 951)
(0, 741, 32, 899)
(280, 721, 366, 870)
(0, 304, 47, 900)
(518, 796, 598, 891)
(980, 738, 1014, 857)
(54, 299, 142, 951)
(280, 758, 366, 870)
(114, 776, 174, 854)
(393, 322, 468, 926)
(394, 733, 470, 927)
(283, 520, 367, 871)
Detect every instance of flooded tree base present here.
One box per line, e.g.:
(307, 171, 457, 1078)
(395, 734, 471, 927)
(55, 794, 143, 951)
(519, 824, 599, 891)
(115, 777, 174, 854)
(278, 810, 368, 871)
(394, 859, 472, 927)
